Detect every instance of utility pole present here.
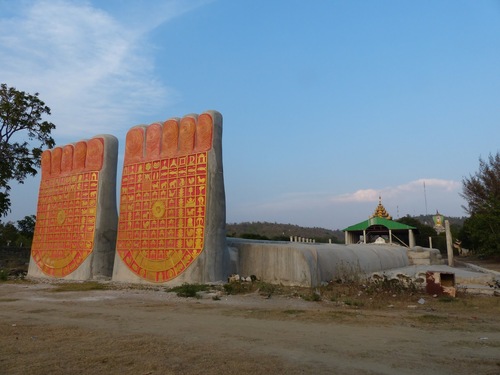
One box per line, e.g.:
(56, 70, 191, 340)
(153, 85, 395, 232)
(445, 220, 454, 267)
(423, 181, 428, 216)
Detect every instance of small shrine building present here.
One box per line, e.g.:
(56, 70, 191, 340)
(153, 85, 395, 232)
(342, 197, 417, 247)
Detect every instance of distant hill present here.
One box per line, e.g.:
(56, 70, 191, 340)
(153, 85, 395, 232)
(226, 215, 467, 244)
(226, 221, 343, 243)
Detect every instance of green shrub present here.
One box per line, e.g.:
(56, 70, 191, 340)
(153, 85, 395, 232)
(169, 283, 210, 298)
(343, 299, 364, 307)
(301, 290, 322, 302)
(51, 282, 108, 292)
(222, 280, 278, 296)
(223, 281, 254, 295)
(256, 281, 276, 296)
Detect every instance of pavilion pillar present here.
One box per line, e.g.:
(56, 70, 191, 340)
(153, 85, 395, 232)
(409, 229, 415, 248)
(389, 229, 393, 244)
(363, 229, 367, 244)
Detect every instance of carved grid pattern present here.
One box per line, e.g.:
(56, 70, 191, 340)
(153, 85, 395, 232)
(116, 152, 208, 282)
(31, 172, 99, 277)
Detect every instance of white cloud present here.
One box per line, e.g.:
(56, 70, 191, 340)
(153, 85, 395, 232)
(331, 178, 460, 203)
(235, 178, 461, 213)
(393, 178, 460, 193)
(0, 0, 206, 142)
(0, 0, 210, 224)
(331, 189, 379, 203)
(227, 178, 465, 229)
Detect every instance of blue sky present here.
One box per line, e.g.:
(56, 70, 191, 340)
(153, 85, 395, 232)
(1, 0, 499, 230)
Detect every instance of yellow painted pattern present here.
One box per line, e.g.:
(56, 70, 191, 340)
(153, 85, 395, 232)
(116, 152, 208, 282)
(31, 172, 99, 277)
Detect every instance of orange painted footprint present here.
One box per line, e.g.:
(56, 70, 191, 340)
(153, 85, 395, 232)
(30, 135, 118, 279)
(114, 111, 226, 283)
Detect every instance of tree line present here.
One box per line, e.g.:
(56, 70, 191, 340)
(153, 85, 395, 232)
(0, 215, 35, 248)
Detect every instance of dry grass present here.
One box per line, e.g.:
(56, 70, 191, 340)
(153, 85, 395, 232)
(50, 281, 109, 292)
(6, 276, 499, 326)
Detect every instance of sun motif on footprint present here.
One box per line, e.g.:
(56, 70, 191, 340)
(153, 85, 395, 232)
(151, 201, 166, 219)
(116, 113, 215, 282)
(31, 138, 105, 277)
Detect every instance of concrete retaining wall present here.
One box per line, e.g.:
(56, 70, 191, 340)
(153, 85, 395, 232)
(406, 246, 444, 265)
(227, 239, 410, 287)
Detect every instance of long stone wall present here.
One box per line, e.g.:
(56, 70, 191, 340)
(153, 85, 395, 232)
(227, 238, 410, 287)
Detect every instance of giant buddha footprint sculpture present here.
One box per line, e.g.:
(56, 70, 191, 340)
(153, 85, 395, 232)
(29, 135, 118, 280)
(113, 111, 227, 284)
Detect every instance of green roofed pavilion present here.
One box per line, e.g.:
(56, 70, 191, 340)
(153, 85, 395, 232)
(342, 198, 417, 247)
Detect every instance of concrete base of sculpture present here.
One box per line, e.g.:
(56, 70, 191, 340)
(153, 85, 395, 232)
(227, 239, 410, 287)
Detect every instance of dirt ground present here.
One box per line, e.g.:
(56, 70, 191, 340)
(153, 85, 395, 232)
(458, 255, 500, 272)
(1, 278, 499, 375)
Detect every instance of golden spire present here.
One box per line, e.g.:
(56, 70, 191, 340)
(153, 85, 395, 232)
(370, 196, 392, 220)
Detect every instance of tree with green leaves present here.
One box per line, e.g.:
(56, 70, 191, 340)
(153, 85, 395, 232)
(0, 215, 36, 247)
(397, 215, 447, 251)
(0, 221, 18, 247)
(460, 152, 500, 256)
(0, 84, 55, 217)
(16, 214, 36, 239)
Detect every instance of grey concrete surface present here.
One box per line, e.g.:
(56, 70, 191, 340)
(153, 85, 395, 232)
(227, 239, 411, 287)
